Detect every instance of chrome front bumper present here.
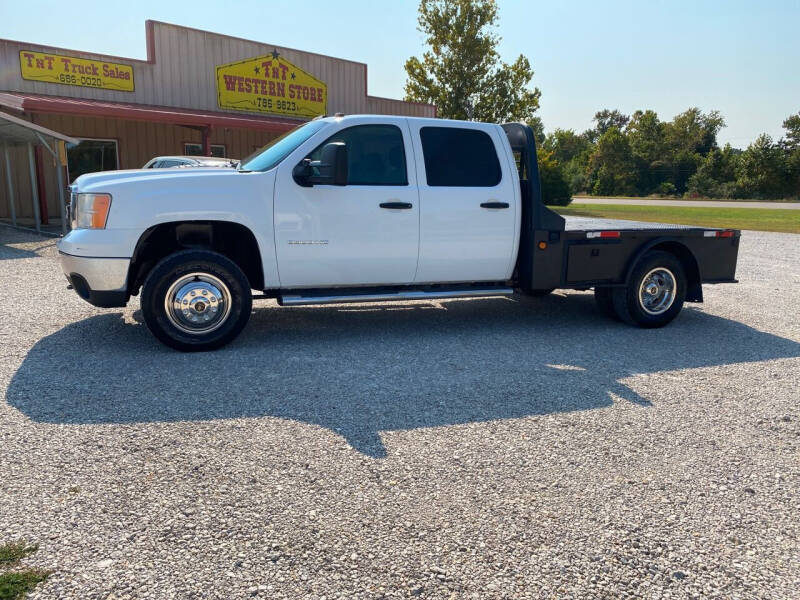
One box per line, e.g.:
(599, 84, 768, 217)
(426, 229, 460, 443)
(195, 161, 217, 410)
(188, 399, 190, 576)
(59, 251, 130, 307)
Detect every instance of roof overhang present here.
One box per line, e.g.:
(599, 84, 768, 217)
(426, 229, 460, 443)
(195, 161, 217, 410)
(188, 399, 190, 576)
(0, 92, 302, 133)
(0, 107, 80, 146)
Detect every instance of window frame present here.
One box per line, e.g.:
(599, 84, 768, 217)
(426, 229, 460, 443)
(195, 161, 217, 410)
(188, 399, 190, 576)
(419, 126, 503, 188)
(184, 143, 226, 158)
(66, 137, 120, 183)
(308, 124, 409, 187)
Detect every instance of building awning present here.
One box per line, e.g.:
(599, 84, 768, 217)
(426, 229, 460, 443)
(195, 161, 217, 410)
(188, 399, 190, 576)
(0, 92, 302, 133)
(1, 106, 80, 233)
(0, 108, 80, 146)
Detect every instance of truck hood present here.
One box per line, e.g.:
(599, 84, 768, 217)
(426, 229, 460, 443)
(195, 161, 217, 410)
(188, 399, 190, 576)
(73, 168, 240, 192)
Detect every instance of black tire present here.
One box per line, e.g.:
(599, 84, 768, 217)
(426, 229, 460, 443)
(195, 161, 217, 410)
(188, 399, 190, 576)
(141, 249, 252, 351)
(612, 250, 686, 328)
(594, 286, 620, 320)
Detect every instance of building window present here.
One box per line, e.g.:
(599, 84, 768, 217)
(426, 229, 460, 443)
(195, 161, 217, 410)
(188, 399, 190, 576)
(184, 143, 226, 158)
(67, 139, 119, 183)
(420, 127, 501, 187)
(308, 125, 407, 186)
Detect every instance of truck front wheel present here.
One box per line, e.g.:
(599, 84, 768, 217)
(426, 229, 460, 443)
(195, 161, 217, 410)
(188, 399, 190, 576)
(141, 250, 252, 351)
(612, 251, 686, 328)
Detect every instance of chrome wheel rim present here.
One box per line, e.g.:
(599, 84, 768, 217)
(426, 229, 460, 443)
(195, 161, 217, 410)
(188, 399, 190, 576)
(638, 267, 676, 315)
(164, 272, 232, 335)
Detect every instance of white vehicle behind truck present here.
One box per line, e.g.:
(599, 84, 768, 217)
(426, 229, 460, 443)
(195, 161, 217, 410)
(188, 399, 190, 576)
(59, 115, 740, 351)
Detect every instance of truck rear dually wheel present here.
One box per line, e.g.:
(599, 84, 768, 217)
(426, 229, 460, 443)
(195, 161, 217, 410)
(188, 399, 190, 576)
(612, 250, 686, 328)
(141, 250, 252, 351)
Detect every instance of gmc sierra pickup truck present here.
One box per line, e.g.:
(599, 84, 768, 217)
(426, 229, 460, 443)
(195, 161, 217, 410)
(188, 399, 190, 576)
(59, 115, 740, 351)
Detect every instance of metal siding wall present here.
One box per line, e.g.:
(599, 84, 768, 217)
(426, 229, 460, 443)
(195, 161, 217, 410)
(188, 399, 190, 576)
(0, 144, 29, 221)
(0, 113, 282, 220)
(366, 96, 436, 117)
(0, 23, 433, 117)
(0, 22, 434, 220)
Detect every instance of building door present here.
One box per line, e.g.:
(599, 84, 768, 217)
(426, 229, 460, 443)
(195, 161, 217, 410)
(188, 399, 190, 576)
(66, 139, 119, 183)
(273, 121, 419, 288)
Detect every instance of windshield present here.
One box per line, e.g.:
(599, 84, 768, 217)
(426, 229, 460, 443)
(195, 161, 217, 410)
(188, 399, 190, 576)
(238, 120, 330, 172)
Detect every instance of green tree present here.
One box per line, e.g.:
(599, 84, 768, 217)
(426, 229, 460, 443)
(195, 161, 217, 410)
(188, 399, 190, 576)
(529, 116, 545, 147)
(591, 109, 630, 140)
(627, 110, 665, 164)
(586, 127, 637, 196)
(662, 108, 725, 193)
(543, 128, 590, 165)
(686, 145, 740, 198)
(537, 148, 572, 206)
(735, 134, 789, 199)
(783, 112, 800, 197)
(543, 129, 593, 193)
(664, 108, 725, 156)
(782, 112, 800, 150)
(626, 109, 667, 194)
(404, 0, 541, 124)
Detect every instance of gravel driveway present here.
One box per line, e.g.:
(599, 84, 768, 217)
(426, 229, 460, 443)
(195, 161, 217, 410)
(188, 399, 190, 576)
(1, 225, 798, 599)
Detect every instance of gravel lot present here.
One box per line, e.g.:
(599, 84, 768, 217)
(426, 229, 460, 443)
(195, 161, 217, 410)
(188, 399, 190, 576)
(1, 225, 798, 599)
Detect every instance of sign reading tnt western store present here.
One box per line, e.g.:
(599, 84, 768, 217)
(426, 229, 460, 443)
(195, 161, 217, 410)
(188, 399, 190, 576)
(216, 52, 327, 118)
(20, 50, 134, 92)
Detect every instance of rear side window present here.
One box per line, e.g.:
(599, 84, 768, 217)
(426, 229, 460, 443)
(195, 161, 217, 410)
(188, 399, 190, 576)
(420, 127, 502, 187)
(309, 124, 408, 185)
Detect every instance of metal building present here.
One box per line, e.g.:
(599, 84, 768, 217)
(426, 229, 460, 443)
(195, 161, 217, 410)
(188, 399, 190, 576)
(0, 20, 436, 228)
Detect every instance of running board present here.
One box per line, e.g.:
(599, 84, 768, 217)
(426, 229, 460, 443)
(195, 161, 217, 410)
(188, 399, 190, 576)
(278, 287, 514, 306)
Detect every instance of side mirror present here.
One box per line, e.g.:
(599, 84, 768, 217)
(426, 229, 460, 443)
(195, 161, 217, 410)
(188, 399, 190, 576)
(293, 142, 348, 187)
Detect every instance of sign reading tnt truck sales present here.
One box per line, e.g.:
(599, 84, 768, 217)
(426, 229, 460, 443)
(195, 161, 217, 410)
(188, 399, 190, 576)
(216, 52, 327, 118)
(19, 50, 134, 92)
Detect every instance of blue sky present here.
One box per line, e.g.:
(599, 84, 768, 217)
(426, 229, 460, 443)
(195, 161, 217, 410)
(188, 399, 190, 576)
(1, 0, 797, 148)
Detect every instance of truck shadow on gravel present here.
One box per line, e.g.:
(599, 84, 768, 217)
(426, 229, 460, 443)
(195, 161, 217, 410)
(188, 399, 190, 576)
(7, 294, 800, 457)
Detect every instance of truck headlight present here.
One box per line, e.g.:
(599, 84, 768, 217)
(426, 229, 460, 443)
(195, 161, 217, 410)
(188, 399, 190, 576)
(74, 193, 112, 229)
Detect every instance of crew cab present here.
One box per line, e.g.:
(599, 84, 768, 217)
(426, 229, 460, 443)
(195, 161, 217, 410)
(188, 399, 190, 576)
(58, 115, 740, 351)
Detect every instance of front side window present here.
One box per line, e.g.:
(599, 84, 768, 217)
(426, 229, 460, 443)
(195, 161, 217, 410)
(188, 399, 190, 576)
(239, 120, 330, 172)
(420, 127, 502, 187)
(308, 124, 407, 186)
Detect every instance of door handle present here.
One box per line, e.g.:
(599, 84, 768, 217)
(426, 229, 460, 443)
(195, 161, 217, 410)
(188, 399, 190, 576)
(480, 202, 509, 209)
(380, 202, 413, 209)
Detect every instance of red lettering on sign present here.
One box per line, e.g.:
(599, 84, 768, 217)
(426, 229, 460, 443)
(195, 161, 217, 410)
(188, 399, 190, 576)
(22, 52, 34, 67)
(317, 88, 324, 102)
(60, 57, 71, 72)
(278, 63, 288, 80)
(223, 74, 238, 91)
(276, 82, 285, 97)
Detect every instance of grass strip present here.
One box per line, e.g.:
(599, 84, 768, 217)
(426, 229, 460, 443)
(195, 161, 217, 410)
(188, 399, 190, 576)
(555, 203, 800, 234)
